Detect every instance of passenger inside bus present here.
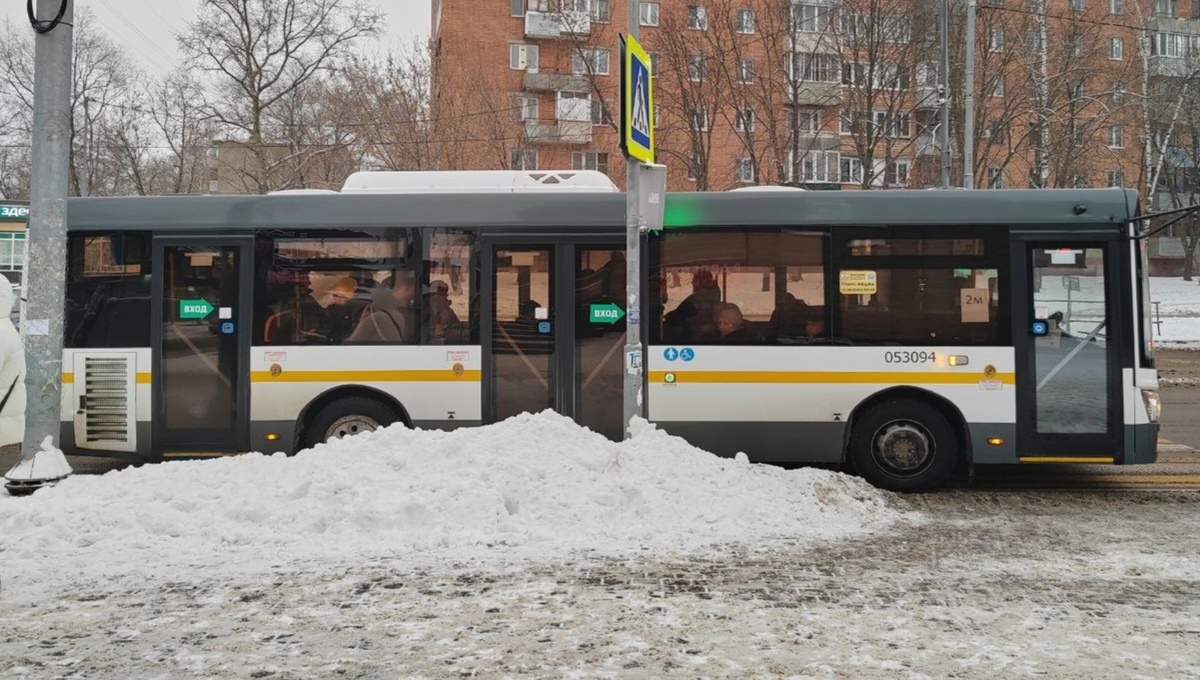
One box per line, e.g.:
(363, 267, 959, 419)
(348, 272, 418, 343)
(424, 278, 462, 343)
(263, 275, 359, 344)
(709, 303, 753, 343)
(663, 270, 723, 343)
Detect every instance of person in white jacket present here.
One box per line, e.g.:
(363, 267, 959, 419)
(0, 273, 25, 446)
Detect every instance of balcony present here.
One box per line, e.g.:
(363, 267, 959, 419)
(914, 86, 941, 110)
(525, 10, 590, 40)
(915, 134, 958, 158)
(786, 82, 842, 106)
(524, 119, 592, 144)
(524, 72, 592, 93)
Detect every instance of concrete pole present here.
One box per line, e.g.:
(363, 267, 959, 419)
(624, 0, 644, 438)
(940, 0, 951, 188)
(19, 1, 74, 465)
(964, 0, 976, 188)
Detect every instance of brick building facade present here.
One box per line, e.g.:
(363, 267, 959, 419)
(430, 0, 1196, 198)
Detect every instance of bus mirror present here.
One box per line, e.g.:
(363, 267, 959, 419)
(638, 163, 668, 233)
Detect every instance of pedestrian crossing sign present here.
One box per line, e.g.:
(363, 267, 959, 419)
(621, 34, 654, 164)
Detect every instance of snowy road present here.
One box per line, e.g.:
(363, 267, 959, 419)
(4, 490, 1199, 679)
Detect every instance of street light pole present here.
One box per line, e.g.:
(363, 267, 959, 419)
(6, 0, 75, 494)
(964, 0, 977, 189)
(940, 0, 951, 188)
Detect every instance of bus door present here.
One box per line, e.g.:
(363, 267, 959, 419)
(1014, 240, 1122, 459)
(485, 241, 626, 440)
(151, 237, 253, 456)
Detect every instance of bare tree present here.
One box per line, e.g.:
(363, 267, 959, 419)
(179, 0, 383, 192)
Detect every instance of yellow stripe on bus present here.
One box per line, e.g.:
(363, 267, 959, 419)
(250, 369, 482, 383)
(61, 373, 152, 384)
(647, 370, 1016, 385)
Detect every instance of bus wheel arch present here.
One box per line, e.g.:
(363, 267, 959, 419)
(842, 387, 972, 492)
(295, 386, 411, 452)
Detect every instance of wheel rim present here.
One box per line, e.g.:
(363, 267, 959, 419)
(324, 415, 382, 441)
(871, 419, 935, 477)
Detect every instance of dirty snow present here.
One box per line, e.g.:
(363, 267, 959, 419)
(1150, 277, 1200, 348)
(2, 416, 1199, 677)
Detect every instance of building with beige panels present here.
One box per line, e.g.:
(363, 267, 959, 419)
(430, 0, 1200, 195)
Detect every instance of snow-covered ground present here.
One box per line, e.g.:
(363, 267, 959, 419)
(1150, 277, 1200, 348)
(3, 414, 1200, 677)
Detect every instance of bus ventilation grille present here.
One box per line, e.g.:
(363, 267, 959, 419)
(83, 356, 131, 443)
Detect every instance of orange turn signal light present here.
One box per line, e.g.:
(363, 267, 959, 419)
(987, 437, 1005, 446)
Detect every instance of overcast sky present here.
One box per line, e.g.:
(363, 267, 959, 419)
(7, 0, 432, 74)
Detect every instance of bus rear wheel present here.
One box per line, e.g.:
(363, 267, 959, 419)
(304, 397, 399, 449)
(848, 400, 958, 493)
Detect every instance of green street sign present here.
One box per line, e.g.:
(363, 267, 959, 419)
(590, 302, 625, 324)
(179, 298, 214, 320)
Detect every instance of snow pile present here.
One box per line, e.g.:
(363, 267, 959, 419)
(3, 436, 73, 482)
(0, 412, 904, 593)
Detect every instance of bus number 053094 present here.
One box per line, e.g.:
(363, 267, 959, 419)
(884, 351, 937, 364)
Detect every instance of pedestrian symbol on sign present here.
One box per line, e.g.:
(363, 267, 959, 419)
(621, 34, 655, 164)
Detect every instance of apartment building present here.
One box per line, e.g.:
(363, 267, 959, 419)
(430, 0, 1179, 194)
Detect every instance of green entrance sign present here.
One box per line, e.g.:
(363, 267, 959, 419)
(589, 302, 625, 324)
(179, 298, 214, 320)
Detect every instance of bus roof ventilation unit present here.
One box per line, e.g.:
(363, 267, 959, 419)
(340, 170, 619, 194)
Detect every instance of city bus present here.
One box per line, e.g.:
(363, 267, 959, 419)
(59, 170, 1160, 491)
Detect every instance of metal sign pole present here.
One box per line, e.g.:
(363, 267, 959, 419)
(623, 0, 643, 438)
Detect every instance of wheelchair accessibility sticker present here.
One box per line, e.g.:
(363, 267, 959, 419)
(663, 347, 696, 362)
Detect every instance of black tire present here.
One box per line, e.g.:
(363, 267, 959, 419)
(304, 397, 399, 449)
(848, 399, 958, 493)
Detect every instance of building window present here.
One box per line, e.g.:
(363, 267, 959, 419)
(917, 62, 939, 88)
(1067, 82, 1084, 100)
(573, 48, 610, 75)
(791, 53, 840, 83)
(511, 0, 526, 17)
(1108, 170, 1125, 187)
(509, 43, 539, 72)
(689, 107, 709, 131)
(591, 98, 612, 125)
(737, 8, 755, 33)
(1110, 37, 1123, 60)
(654, 104, 661, 129)
(590, 0, 611, 23)
(735, 158, 756, 183)
(739, 58, 755, 83)
(1110, 0, 1123, 13)
(840, 156, 863, 184)
(888, 160, 911, 186)
(688, 55, 707, 81)
(687, 154, 701, 180)
(989, 27, 1004, 52)
(1109, 81, 1124, 103)
(735, 108, 755, 132)
(1108, 125, 1124, 148)
(874, 110, 910, 138)
(511, 95, 539, 121)
(649, 52, 659, 76)
(689, 5, 708, 30)
(1069, 0, 1085, 10)
(793, 151, 838, 183)
(511, 148, 537, 170)
(792, 3, 830, 32)
(572, 151, 610, 174)
(988, 167, 1003, 189)
(640, 2, 659, 26)
(1155, 0, 1176, 16)
(791, 108, 821, 134)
